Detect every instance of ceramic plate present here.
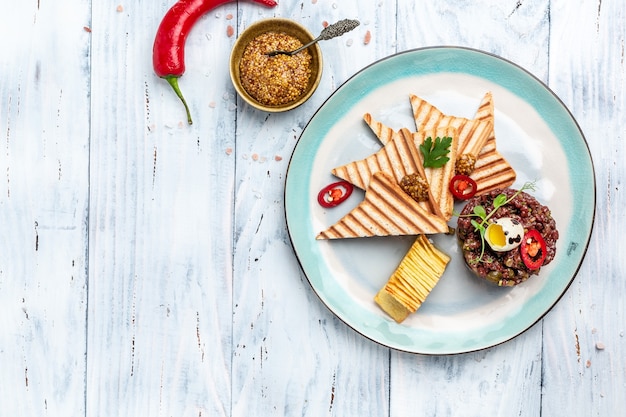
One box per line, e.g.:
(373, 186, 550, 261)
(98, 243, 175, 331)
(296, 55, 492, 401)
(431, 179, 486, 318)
(284, 47, 595, 354)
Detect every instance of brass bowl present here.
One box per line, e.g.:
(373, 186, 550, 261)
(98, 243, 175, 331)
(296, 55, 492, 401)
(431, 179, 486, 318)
(229, 18, 323, 112)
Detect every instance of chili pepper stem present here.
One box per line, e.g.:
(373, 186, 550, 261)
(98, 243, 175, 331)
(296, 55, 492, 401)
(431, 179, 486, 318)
(165, 75, 193, 125)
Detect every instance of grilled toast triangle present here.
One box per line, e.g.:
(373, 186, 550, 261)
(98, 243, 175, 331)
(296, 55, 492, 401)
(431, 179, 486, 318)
(409, 93, 492, 159)
(331, 127, 448, 219)
(418, 126, 458, 221)
(470, 92, 517, 194)
(363, 112, 397, 145)
(316, 171, 450, 239)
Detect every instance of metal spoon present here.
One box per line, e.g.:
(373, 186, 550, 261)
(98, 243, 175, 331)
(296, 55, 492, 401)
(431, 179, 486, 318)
(266, 19, 360, 57)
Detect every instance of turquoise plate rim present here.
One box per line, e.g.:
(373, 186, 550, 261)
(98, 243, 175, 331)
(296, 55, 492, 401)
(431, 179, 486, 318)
(284, 46, 596, 355)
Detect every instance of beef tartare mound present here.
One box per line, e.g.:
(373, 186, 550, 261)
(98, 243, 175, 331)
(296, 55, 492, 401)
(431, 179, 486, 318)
(457, 187, 559, 286)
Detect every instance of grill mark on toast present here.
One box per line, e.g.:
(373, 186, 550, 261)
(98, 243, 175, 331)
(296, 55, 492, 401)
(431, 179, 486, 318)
(363, 113, 396, 145)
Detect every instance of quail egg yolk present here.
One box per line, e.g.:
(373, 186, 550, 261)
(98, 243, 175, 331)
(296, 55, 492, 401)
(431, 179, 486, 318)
(487, 223, 506, 248)
(484, 217, 524, 252)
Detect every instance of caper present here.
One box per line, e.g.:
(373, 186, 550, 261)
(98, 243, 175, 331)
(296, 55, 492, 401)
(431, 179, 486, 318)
(486, 270, 503, 283)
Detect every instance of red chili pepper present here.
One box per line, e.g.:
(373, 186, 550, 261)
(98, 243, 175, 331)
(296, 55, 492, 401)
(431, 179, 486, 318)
(449, 174, 478, 200)
(317, 181, 354, 208)
(153, 0, 278, 124)
(520, 229, 547, 270)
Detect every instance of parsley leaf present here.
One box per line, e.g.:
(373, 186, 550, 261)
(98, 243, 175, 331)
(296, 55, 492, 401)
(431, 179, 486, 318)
(420, 136, 452, 168)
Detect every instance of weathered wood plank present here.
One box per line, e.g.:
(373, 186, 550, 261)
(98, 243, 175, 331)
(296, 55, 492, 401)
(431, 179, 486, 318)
(86, 1, 238, 415)
(0, 0, 91, 415)
(230, 2, 396, 416)
(542, 0, 626, 414)
(388, 1, 550, 416)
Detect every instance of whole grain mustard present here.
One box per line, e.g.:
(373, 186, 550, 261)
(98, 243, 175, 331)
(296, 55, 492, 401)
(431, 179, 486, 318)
(239, 32, 312, 106)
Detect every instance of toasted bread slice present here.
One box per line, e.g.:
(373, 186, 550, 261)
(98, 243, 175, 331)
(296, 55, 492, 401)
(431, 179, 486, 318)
(418, 126, 458, 220)
(316, 172, 450, 239)
(409, 94, 492, 158)
(363, 112, 397, 145)
(470, 92, 516, 194)
(331, 127, 446, 218)
(331, 127, 425, 190)
(375, 234, 450, 322)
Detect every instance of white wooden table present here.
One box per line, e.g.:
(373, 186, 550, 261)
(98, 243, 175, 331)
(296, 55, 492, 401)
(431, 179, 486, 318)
(1, 0, 624, 415)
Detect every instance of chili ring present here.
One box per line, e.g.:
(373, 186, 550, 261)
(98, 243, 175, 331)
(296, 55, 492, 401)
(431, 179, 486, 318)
(449, 174, 478, 200)
(520, 229, 547, 270)
(317, 181, 354, 208)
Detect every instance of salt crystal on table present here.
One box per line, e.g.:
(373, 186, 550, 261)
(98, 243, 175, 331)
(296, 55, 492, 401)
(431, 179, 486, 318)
(364, 30, 371, 45)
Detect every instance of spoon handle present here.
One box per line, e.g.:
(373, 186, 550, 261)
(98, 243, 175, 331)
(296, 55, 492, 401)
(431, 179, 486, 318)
(283, 37, 319, 56)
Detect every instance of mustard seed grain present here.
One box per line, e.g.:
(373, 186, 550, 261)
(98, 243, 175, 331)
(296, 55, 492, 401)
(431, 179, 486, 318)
(455, 153, 477, 176)
(240, 32, 312, 106)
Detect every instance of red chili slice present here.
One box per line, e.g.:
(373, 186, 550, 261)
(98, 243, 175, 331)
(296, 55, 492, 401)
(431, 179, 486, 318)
(520, 230, 547, 270)
(449, 174, 477, 200)
(317, 181, 354, 208)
